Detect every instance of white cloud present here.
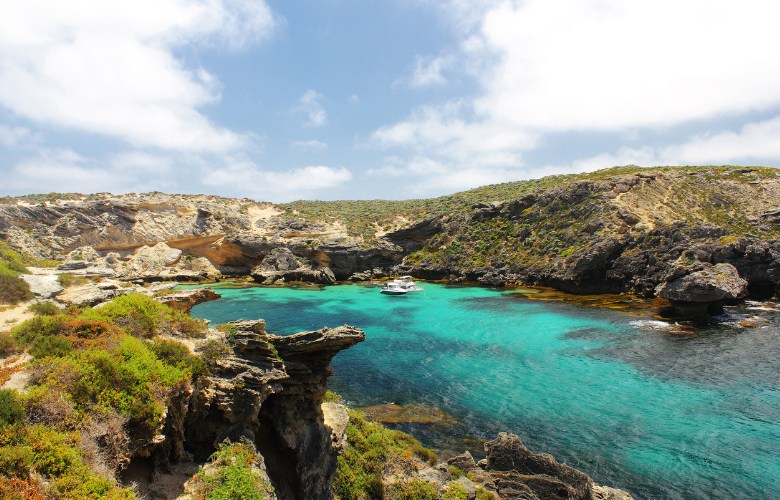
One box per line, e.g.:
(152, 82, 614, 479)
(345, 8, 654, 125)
(292, 140, 329, 151)
(369, 0, 780, 192)
(409, 55, 452, 88)
(0, 125, 39, 148)
(661, 116, 780, 165)
(294, 90, 328, 127)
(474, 0, 780, 131)
(201, 158, 351, 201)
(4, 149, 172, 194)
(348, 94, 360, 105)
(0, 0, 275, 152)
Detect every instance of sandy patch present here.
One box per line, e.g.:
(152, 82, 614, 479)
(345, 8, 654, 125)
(247, 204, 282, 225)
(0, 301, 34, 333)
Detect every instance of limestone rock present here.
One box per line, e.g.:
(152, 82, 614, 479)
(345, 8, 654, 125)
(56, 280, 131, 306)
(250, 247, 337, 285)
(155, 288, 221, 313)
(656, 263, 748, 303)
(20, 274, 62, 299)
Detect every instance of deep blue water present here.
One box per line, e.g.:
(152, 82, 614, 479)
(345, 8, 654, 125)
(189, 283, 780, 499)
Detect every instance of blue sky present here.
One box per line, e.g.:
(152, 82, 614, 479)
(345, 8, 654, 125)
(1, 0, 779, 202)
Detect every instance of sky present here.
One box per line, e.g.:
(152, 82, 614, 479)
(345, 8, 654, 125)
(1, 0, 779, 202)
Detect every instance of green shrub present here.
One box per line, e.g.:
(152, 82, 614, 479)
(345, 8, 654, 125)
(334, 409, 438, 500)
(443, 482, 469, 500)
(0, 273, 32, 304)
(200, 339, 232, 365)
(192, 442, 274, 500)
(149, 338, 207, 378)
(81, 293, 205, 338)
(27, 301, 61, 316)
(29, 335, 72, 358)
(0, 333, 20, 357)
(12, 315, 64, 345)
(56, 273, 88, 288)
(0, 390, 24, 428)
(390, 479, 439, 500)
(0, 424, 134, 498)
(323, 390, 342, 403)
(475, 486, 498, 499)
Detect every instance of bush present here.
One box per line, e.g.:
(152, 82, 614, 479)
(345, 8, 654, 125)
(0, 390, 24, 428)
(443, 482, 469, 500)
(28, 301, 61, 316)
(57, 273, 88, 288)
(0, 273, 32, 304)
(0, 333, 20, 357)
(389, 479, 439, 500)
(149, 338, 207, 378)
(334, 409, 438, 500)
(200, 339, 232, 366)
(29, 335, 72, 359)
(80, 293, 205, 338)
(0, 424, 134, 498)
(190, 442, 274, 500)
(12, 315, 65, 346)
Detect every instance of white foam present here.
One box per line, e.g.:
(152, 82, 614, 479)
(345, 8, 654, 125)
(630, 320, 676, 331)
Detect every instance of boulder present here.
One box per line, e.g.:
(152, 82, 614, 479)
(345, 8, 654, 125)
(20, 274, 63, 299)
(251, 247, 336, 285)
(155, 288, 221, 313)
(656, 263, 748, 318)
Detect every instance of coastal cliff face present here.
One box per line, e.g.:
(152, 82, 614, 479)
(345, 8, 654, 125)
(139, 319, 365, 499)
(1, 166, 779, 304)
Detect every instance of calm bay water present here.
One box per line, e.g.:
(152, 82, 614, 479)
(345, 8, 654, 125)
(189, 283, 780, 499)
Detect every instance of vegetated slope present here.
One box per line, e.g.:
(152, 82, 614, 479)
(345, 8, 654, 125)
(1, 165, 779, 295)
(401, 166, 780, 297)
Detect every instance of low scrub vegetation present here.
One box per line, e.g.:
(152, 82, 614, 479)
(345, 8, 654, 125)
(0, 293, 218, 498)
(334, 409, 437, 500)
(187, 442, 274, 500)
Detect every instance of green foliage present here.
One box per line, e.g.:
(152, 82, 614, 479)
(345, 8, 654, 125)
(0, 274, 32, 304)
(27, 301, 61, 316)
(389, 479, 439, 500)
(28, 335, 72, 359)
(80, 293, 206, 338)
(475, 486, 498, 499)
(57, 273, 88, 288)
(0, 333, 20, 357)
(192, 442, 274, 500)
(0, 390, 24, 428)
(12, 315, 64, 346)
(149, 338, 207, 378)
(334, 409, 438, 500)
(323, 390, 342, 403)
(448, 465, 465, 480)
(0, 424, 134, 499)
(200, 339, 232, 365)
(443, 482, 468, 500)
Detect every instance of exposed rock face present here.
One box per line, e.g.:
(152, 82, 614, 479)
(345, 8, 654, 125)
(155, 288, 221, 313)
(169, 320, 365, 500)
(250, 247, 337, 285)
(656, 263, 748, 319)
(20, 273, 62, 299)
(56, 280, 131, 306)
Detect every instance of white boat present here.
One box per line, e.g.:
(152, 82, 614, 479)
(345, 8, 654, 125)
(396, 276, 423, 292)
(380, 276, 423, 295)
(380, 282, 408, 295)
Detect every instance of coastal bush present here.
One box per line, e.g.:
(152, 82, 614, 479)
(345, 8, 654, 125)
(200, 338, 232, 366)
(334, 409, 437, 500)
(0, 272, 32, 304)
(189, 442, 274, 500)
(0, 333, 20, 357)
(28, 300, 61, 316)
(442, 482, 468, 500)
(389, 479, 439, 500)
(80, 293, 206, 338)
(0, 424, 134, 498)
(57, 272, 88, 288)
(149, 338, 207, 378)
(0, 390, 24, 428)
(475, 486, 498, 499)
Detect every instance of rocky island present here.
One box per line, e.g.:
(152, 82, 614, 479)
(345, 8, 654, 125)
(1, 165, 779, 499)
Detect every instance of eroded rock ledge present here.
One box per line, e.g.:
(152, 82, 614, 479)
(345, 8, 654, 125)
(135, 320, 364, 500)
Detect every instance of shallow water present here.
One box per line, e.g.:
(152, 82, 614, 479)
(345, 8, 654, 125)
(190, 283, 780, 499)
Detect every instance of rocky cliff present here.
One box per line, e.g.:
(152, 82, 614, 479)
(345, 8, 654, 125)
(2, 167, 779, 308)
(132, 319, 365, 500)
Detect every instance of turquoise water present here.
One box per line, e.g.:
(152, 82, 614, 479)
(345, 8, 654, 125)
(190, 283, 780, 499)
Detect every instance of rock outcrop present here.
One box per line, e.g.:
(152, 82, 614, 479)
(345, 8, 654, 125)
(155, 288, 221, 313)
(171, 320, 365, 500)
(441, 433, 633, 500)
(656, 263, 748, 319)
(250, 247, 337, 285)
